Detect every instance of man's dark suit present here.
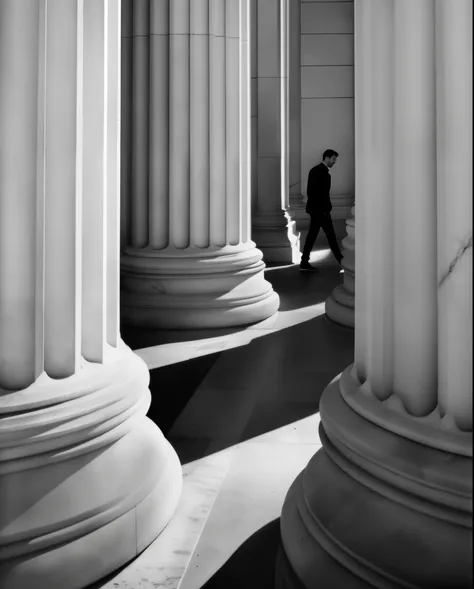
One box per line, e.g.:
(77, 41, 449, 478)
(301, 163, 342, 264)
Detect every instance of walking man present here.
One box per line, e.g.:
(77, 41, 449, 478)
(300, 149, 344, 272)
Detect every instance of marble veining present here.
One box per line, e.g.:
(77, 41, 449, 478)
(438, 234, 472, 288)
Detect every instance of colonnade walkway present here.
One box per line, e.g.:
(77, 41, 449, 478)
(92, 249, 353, 589)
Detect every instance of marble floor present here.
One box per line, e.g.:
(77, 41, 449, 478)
(91, 249, 355, 589)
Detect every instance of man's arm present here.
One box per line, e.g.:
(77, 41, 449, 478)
(307, 166, 320, 198)
(307, 166, 332, 213)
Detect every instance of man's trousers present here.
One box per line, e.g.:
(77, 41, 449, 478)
(301, 212, 342, 264)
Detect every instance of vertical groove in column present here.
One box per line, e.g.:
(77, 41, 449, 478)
(35, 0, 47, 380)
(225, 0, 241, 245)
(120, 0, 133, 250)
(353, 0, 371, 382)
(392, 0, 437, 417)
(169, 0, 190, 248)
(82, 0, 107, 363)
(250, 0, 258, 216)
(190, 0, 210, 248)
(44, 0, 82, 378)
(131, 0, 150, 248)
(0, 1, 39, 390)
(364, 0, 394, 401)
(288, 0, 301, 200)
(280, 0, 289, 212)
(107, 0, 121, 347)
(149, 0, 170, 249)
(435, 0, 473, 431)
(256, 0, 279, 217)
(240, 0, 251, 243)
(209, 0, 227, 246)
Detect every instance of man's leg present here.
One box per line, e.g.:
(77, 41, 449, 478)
(321, 215, 343, 262)
(301, 215, 321, 267)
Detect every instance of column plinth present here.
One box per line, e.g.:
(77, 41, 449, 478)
(121, 242, 279, 328)
(0, 344, 181, 589)
(276, 375, 472, 589)
(326, 206, 355, 327)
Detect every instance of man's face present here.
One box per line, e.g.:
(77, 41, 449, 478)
(326, 155, 338, 168)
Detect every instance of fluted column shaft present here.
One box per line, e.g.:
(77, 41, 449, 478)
(0, 0, 120, 389)
(0, 2, 40, 389)
(120, 0, 279, 329)
(435, 0, 473, 432)
(122, 0, 250, 251)
(288, 0, 301, 203)
(354, 0, 451, 420)
(353, 0, 472, 431)
(251, 0, 299, 263)
(255, 0, 288, 216)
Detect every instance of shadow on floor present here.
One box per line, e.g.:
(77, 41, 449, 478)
(146, 352, 222, 436)
(166, 313, 353, 464)
(120, 260, 353, 461)
(201, 518, 282, 589)
(264, 259, 343, 312)
(121, 323, 246, 349)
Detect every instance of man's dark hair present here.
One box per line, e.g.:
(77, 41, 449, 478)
(323, 149, 339, 159)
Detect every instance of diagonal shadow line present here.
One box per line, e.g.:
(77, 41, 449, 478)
(119, 260, 352, 465)
(200, 518, 283, 589)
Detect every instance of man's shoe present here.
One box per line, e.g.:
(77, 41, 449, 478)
(299, 262, 319, 273)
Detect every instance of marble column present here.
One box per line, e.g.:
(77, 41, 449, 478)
(275, 1, 472, 587)
(285, 0, 309, 248)
(0, 2, 181, 588)
(252, 0, 300, 264)
(325, 205, 355, 327)
(120, 0, 279, 329)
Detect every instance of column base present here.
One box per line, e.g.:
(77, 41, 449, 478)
(0, 343, 182, 589)
(325, 286, 355, 328)
(325, 267, 355, 328)
(121, 242, 280, 329)
(252, 212, 301, 264)
(325, 211, 355, 327)
(276, 373, 473, 589)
